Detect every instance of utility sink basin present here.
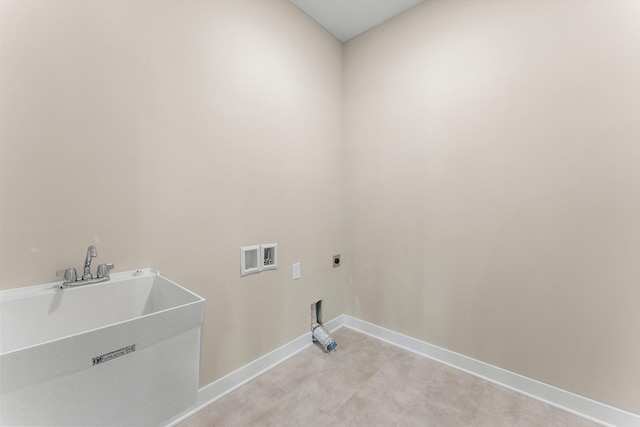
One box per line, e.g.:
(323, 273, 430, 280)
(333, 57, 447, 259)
(0, 268, 206, 426)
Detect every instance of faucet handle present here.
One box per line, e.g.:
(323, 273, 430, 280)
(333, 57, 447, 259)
(96, 263, 115, 279)
(56, 268, 77, 283)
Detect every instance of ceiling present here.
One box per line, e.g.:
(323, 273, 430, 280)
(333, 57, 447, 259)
(291, 0, 424, 43)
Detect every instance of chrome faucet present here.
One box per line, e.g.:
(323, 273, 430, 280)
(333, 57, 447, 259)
(57, 246, 114, 288)
(83, 245, 97, 280)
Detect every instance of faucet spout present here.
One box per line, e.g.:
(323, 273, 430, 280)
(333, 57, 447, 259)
(83, 245, 97, 280)
(57, 246, 114, 288)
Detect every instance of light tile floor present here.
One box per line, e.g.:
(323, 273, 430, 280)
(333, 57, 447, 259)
(179, 328, 600, 427)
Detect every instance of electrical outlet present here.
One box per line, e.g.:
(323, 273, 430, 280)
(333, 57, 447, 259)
(293, 262, 301, 280)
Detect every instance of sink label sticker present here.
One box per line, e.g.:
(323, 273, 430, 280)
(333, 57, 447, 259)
(92, 344, 136, 366)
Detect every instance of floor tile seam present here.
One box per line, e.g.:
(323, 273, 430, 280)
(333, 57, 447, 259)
(212, 370, 297, 424)
(177, 327, 600, 427)
(294, 363, 373, 416)
(267, 356, 358, 401)
(340, 326, 540, 399)
(339, 322, 610, 427)
(213, 394, 281, 426)
(324, 373, 384, 418)
(296, 333, 391, 422)
(342, 332, 578, 427)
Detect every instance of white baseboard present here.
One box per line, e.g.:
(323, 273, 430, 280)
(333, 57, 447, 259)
(166, 315, 344, 426)
(168, 314, 639, 427)
(341, 315, 640, 427)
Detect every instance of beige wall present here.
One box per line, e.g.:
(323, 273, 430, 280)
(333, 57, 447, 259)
(0, 0, 345, 386)
(344, 0, 640, 413)
(2, 0, 639, 415)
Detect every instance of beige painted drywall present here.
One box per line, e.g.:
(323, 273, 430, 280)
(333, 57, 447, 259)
(0, 0, 345, 386)
(344, 0, 640, 413)
(2, 0, 639, 415)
